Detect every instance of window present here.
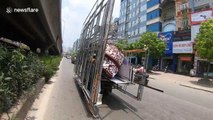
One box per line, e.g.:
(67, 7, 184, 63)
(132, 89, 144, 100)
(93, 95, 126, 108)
(179, 2, 189, 11)
(135, 29, 137, 35)
(140, 26, 145, 34)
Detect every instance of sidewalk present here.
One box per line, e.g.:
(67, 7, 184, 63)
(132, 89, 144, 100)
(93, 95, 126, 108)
(149, 71, 213, 93)
(25, 58, 92, 120)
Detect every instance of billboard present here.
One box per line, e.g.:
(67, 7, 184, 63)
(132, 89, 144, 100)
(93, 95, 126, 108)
(191, 9, 213, 25)
(174, 30, 191, 42)
(158, 31, 173, 55)
(173, 41, 193, 54)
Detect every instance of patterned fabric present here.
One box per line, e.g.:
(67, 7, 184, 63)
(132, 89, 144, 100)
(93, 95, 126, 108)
(105, 44, 124, 67)
(103, 57, 118, 78)
(102, 44, 125, 78)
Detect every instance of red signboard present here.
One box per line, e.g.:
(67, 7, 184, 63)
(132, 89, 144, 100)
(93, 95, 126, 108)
(180, 56, 192, 61)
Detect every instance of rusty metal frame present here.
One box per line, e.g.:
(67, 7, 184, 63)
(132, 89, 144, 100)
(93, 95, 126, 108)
(74, 0, 115, 117)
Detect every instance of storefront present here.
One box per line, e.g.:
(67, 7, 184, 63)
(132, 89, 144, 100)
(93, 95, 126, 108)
(173, 30, 194, 75)
(177, 55, 193, 74)
(196, 59, 213, 77)
(161, 56, 173, 71)
(190, 9, 213, 76)
(158, 31, 174, 72)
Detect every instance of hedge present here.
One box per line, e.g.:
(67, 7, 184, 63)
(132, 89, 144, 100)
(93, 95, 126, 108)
(0, 45, 61, 114)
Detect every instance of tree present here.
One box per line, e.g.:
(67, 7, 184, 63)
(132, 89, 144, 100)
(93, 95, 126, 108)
(195, 19, 213, 79)
(136, 31, 166, 59)
(115, 39, 129, 50)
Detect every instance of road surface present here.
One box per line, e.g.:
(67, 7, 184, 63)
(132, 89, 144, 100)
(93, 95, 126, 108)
(26, 58, 213, 120)
(148, 72, 213, 109)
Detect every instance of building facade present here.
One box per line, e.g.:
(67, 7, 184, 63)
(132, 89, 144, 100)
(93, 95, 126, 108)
(173, 0, 193, 74)
(118, 0, 212, 75)
(161, 0, 176, 32)
(146, 0, 161, 32)
(158, 0, 176, 72)
(118, 0, 148, 65)
(175, 0, 191, 30)
(72, 39, 80, 53)
(118, 0, 147, 42)
(190, 0, 213, 76)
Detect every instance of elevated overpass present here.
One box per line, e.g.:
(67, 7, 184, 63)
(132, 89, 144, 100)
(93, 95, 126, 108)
(0, 0, 62, 54)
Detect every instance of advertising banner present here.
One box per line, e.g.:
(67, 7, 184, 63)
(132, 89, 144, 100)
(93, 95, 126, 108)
(158, 31, 173, 55)
(191, 9, 213, 25)
(173, 41, 193, 54)
(174, 30, 191, 42)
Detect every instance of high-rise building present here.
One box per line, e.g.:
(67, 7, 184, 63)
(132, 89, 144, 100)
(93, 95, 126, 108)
(118, 0, 147, 42)
(146, 0, 161, 32)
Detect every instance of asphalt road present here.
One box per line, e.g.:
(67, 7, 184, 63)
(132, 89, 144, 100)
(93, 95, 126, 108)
(148, 75, 213, 109)
(26, 58, 213, 120)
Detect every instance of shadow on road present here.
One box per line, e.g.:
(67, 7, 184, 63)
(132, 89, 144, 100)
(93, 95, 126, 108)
(46, 80, 55, 85)
(73, 76, 94, 118)
(190, 80, 213, 88)
(99, 93, 144, 120)
(148, 71, 161, 75)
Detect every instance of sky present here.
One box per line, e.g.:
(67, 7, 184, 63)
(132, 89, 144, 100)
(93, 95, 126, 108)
(61, 0, 120, 52)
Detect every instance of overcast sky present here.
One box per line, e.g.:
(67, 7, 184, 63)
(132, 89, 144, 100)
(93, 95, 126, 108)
(62, 0, 120, 52)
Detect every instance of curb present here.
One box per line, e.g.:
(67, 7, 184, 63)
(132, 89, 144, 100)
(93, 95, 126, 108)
(0, 78, 45, 120)
(180, 83, 213, 93)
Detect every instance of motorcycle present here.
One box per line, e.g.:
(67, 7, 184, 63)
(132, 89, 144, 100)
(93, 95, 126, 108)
(152, 65, 159, 71)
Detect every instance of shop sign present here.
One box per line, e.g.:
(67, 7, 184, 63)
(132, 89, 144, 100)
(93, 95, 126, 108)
(158, 31, 173, 55)
(174, 30, 191, 42)
(180, 56, 192, 61)
(191, 9, 213, 25)
(173, 41, 193, 53)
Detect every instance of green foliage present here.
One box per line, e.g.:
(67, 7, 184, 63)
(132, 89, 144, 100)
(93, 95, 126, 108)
(0, 45, 44, 113)
(195, 19, 213, 62)
(136, 31, 166, 58)
(115, 39, 129, 50)
(70, 52, 77, 57)
(115, 39, 143, 51)
(40, 56, 61, 81)
(127, 42, 140, 50)
(0, 44, 61, 114)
